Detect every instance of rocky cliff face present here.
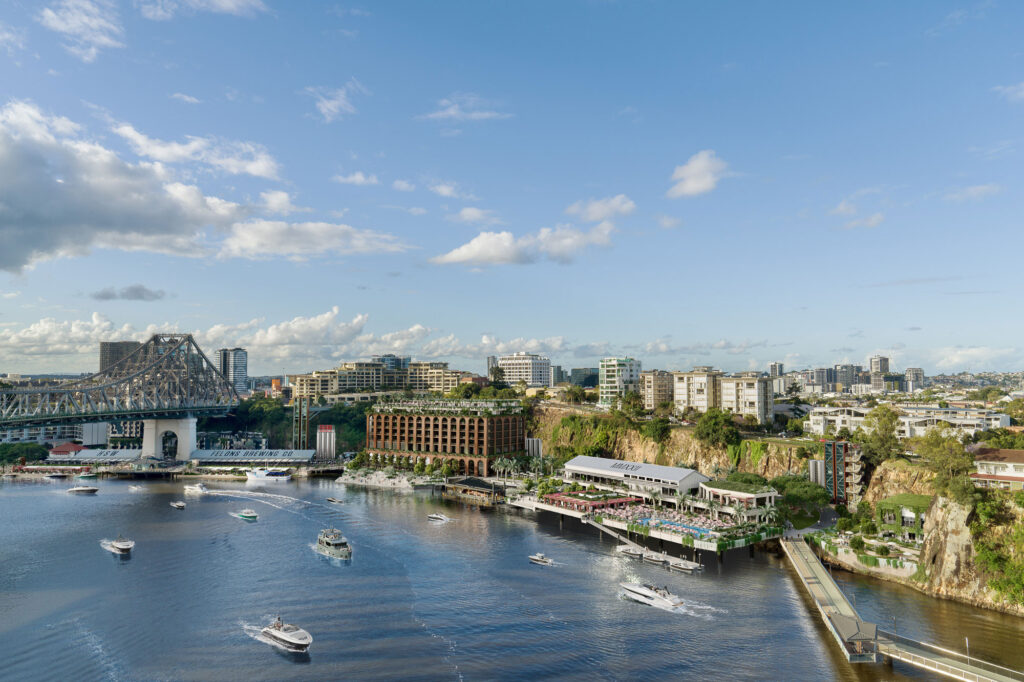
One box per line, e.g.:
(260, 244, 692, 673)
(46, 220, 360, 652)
(530, 404, 806, 479)
(862, 459, 936, 505)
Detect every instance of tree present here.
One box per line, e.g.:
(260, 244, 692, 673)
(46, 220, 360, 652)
(786, 418, 804, 435)
(694, 408, 741, 448)
(413, 459, 425, 476)
(849, 535, 865, 551)
(861, 404, 902, 466)
(912, 425, 976, 503)
(564, 385, 587, 404)
(488, 365, 507, 387)
(617, 391, 645, 419)
(1002, 399, 1024, 425)
(0, 442, 48, 464)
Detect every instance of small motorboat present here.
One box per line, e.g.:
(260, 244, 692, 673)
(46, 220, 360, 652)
(315, 528, 352, 559)
(261, 616, 312, 651)
(617, 545, 643, 558)
(183, 483, 208, 494)
(668, 558, 702, 573)
(110, 535, 135, 554)
(128, 484, 143, 491)
(642, 551, 668, 565)
(427, 513, 450, 522)
(246, 468, 292, 482)
(77, 472, 98, 479)
(46, 473, 69, 479)
(68, 485, 99, 494)
(2, 473, 17, 479)
(528, 553, 553, 566)
(170, 501, 186, 509)
(619, 583, 684, 610)
(326, 497, 344, 504)
(234, 509, 258, 521)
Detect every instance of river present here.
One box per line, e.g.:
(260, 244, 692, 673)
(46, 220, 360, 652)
(0, 477, 1021, 680)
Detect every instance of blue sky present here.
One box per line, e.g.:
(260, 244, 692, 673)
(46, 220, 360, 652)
(0, 1, 1022, 376)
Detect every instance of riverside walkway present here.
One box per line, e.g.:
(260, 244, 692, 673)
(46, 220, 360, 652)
(781, 538, 1022, 681)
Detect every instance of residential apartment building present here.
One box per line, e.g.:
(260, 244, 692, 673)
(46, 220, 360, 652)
(905, 368, 925, 390)
(834, 364, 858, 390)
(807, 405, 1010, 438)
(371, 354, 410, 371)
(289, 360, 466, 400)
(720, 373, 774, 424)
(672, 366, 723, 414)
(769, 362, 784, 378)
(870, 355, 890, 374)
(365, 400, 525, 476)
(495, 352, 551, 387)
(870, 372, 906, 393)
(639, 370, 674, 410)
(99, 341, 142, 372)
(823, 440, 864, 508)
(598, 357, 642, 406)
(971, 448, 1024, 491)
(215, 347, 248, 396)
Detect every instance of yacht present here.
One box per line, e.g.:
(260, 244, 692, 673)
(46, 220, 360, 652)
(170, 501, 186, 509)
(528, 553, 554, 566)
(642, 551, 668, 565)
(183, 482, 208, 494)
(619, 583, 684, 610)
(235, 509, 259, 521)
(109, 535, 135, 554)
(315, 528, 352, 559)
(427, 513, 450, 522)
(246, 468, 292, 482)
(68, 485, 99, 494)
(326, 497, 344, 504)
(261, 616, 312, 652)
(616, 545, 643, 558)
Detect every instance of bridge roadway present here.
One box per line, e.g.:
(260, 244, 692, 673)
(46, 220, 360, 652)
(782, 538, 1022, 681)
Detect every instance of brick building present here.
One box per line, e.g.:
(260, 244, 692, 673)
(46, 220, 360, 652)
(365, 400, 526, 476)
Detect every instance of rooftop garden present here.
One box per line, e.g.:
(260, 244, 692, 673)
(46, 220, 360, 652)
(372, 398, 524, 416)
(876, 494, 934, 515)
(704, 479, 775, 495)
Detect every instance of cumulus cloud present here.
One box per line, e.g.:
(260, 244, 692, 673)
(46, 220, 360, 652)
(944, 184, 1002, 202)
(421, 93, 512, 121)
(136, 0, 267, 20)
(392, 179, 415, 191)
(993, 82, 1024, 102)
(305, 79, 367, 123)
(37, 0, 123, 62)
(1, 291, 20, 299)
(666, 150, 727, 198)
(332, 171, 379, 186)
(260, 190, 307, 215)
(640, 337, 768, 356)
(0, 23, 27, 54)
(432, 221, 613, 266)
(90, 284, 166, 301)
(217, 220, 407, 260)
(565, 194, 635, 222)
(656, 214, 681, 229)
(0, 100, 241, 272)
(930, 345, 1018, 371)
(112, 122, 279, 179)
(843, 212, 884, 229)
(428, 182, 470, 199)
(170, 92, 201, 104)
(447, 207, 502, 225)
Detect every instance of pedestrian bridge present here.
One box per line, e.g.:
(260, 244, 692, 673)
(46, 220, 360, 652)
(781, 538, 1022, 681)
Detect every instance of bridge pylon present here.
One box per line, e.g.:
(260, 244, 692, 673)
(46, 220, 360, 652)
(141, 417, 197, 461)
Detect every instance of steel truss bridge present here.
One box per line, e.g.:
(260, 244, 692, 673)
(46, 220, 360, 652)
(0, 334, 238, 429)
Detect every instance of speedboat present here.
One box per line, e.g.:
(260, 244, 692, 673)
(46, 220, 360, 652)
(170, 501, 186, 509)
(315, 528, 352, 559)
(528, 553, 553, 566)
(246, 468, 292, 482)
(617, 545, 643, 558)
(128, 484, 143, 491)
(642, 551, 668, 565)
(183, 483, 208, 494)
(668, 558, 702, 573)
(68, 485, 99, 494)
(77, 472, 98, 479)
(261, 616, 312, 652)
(427, 513, 450, 522)
(110, 535, 135, 553)
(235, 509, 258, 521)
(619, 583, 684, 609)
(326, 497, 344, 504)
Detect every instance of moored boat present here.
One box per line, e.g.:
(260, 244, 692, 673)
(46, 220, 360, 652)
(246, 468, 292, 482)
(68, 485, 99, 494)
(616, 545, 643, 558)
(315, 528, 352, 559)
(77, 472, 98, 479)
(528, 553, 553, 566)
(45, 473, 69, 479)
(261, 616, 312, 651)
(619, 582, 684, 609)
(642, 551, 668, 565)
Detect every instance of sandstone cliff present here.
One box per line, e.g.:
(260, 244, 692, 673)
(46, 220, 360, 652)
(862, 459, 936, 505)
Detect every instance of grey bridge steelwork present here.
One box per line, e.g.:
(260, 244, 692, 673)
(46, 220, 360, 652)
(0, 334, 238, 429)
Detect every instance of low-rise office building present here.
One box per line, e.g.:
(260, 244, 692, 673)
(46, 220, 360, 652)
(495, 352, 551, 388)
(562, 455, 708, 501)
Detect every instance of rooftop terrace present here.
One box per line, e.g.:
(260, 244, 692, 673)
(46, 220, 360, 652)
(372, 399, 524, 416)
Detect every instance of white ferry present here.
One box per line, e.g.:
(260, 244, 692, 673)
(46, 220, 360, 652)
(246, 468, 292, 482)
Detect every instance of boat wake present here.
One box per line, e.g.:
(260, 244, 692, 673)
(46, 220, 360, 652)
(229, 512, 257, 522)
(207, 490, 321, 521)
(98, 539, 130, 557)
(670, 598, 726, 619)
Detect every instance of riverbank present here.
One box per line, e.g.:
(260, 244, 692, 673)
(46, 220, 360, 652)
(335, 469, 434, 491)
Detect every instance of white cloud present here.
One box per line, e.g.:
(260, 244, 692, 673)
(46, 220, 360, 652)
(447, 207, 502, 225)
(260, 190, 307, 215)
(565, 194, 635, 222)
(666, 149, 727, 198)
(432, 221, 613, 266)
(217, 220, 407, 260)
(656, 214, 681, 229)
(428, 181, 475, 200)
(392, 179, 415, 192)
(944, 184, 1002, 202)
(0, 23, 27, 55)
(844, 212, 884, 229)
(113, 122, 279, 179)
(830, 199, 857, 216)
(381, 205, 427, 216)
(421, 93, 511, 122)
(930, 346, 1018, 371)
(333, 171, 379, 186)
(0, 100, 242, 273)
(993, 82, 1024, 102)
(90, 284, 165, 301)
(37, 0, 123, 63)
(170, 92, 201, 104)
(305, 79, 368, 123)
(1, 291, 20, 299)
(137, 0, 267, 20)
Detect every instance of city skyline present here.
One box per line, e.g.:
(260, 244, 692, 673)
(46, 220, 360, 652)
(2, 2, 1024, 374)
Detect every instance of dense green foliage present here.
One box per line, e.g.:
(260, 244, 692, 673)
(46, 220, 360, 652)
(0, 442, 48, 464)
(967, 387, 1007, 402)
(769, 474, 830, 516)
(726, 471, 768, 487)
(977, 427, 1024, 449)
(445, 383, 520, 400)
(849, 535, 865, 551)
(861, 404, 903, 466)
(639, 417, 671, 444)
(198, 397, 371, 452)
(912, 426, 977, 504)
(694, 408, 741, 448)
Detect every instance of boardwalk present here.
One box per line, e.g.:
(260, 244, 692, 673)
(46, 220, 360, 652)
(782, 538, 1023, 681)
